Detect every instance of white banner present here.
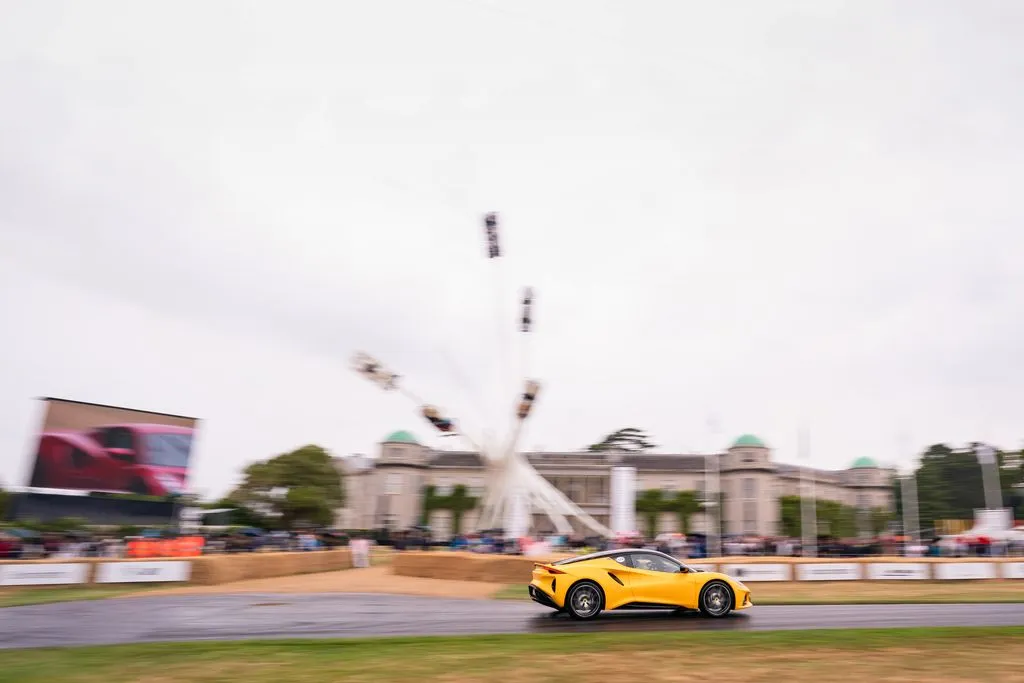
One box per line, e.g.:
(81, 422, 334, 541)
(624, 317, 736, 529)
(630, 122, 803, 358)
(797, 563, 861, 581)
(934, 562, 997, 580)
(610, 467, 637, 535)
(720, 563, 790, 582)
(0, 563, 89, 586)
(1001, 562, 1024, 579)
(95, 561, 191, 584)
(866, 563, 930, 580)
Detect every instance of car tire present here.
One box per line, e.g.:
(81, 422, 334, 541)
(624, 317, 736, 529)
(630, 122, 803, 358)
(564, 581, 604, 620)
(129, 479, 149, 495)
(698, 580, 733, 618)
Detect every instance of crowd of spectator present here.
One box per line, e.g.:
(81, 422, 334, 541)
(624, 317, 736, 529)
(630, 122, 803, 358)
(4, 525, 1022, 560)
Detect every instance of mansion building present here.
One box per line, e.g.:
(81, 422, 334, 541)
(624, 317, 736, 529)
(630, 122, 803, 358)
(334, 431, 895, 539)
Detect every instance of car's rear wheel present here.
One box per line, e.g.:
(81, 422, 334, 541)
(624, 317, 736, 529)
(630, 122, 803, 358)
(698, 580, 733, 618)
(565, 581, 604, 620)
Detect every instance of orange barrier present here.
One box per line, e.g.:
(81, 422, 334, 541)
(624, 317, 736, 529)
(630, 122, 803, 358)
(125, 536, 205, 558)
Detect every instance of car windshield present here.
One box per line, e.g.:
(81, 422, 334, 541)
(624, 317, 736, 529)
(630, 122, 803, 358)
(143, 433, 193, 468)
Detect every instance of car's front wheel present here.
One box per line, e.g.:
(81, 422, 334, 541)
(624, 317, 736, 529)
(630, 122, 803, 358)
(698, 581, 733, 618)
(565, 581, 604, 620)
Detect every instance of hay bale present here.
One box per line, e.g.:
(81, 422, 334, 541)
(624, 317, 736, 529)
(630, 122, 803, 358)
(393, 551, 572, 584)
(188, 549, 352, 585)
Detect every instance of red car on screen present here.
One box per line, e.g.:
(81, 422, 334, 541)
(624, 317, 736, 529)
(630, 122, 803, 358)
(28, 423, 193, 496)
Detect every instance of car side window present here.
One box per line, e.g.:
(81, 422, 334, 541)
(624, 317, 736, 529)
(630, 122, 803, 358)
(613, 554, 633, 568)
(98, 427, 134, 450)
(70, 448, 90, 469)
(632, 553, 681, 573)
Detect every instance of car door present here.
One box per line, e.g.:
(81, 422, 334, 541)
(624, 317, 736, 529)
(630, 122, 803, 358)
(65, 445, 105, 489)
(621, 552, 696, 607)
(594, 554, 641, 608)
(90, 426, 137, 490)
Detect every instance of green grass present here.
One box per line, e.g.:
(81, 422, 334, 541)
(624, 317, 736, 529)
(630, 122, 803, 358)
(0, 627, 1021, 682)
(0, 585, 158, 608)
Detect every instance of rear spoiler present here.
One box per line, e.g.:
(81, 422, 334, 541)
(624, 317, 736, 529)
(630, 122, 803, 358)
(533, 562, 566, 574)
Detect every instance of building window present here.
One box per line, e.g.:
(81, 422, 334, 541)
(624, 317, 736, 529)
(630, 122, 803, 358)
(385, 473, 402, 496)
(743, 478, 756, 499)
(661, 480, 677, 493)
(743, 501, 757, 532)
(469, 478, 484, 497)
(436, 477, 452, 496)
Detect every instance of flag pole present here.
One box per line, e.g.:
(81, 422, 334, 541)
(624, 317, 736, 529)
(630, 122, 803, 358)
(976, 443, 1003, 511)
(799, 426, 817, 557)
(898, 432, 920, 550)
(705, 416, 722, 558)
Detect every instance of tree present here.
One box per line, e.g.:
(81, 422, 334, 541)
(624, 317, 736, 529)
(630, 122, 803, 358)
(779, 495, 860, 539)
(779, 495, 802, 537)
(635, 489, 701, 537)
(0, 481, 9, 521)
(870, 507, 894, 535)
(231, 445, 344, 529)
(586, 428, 657, 453)
(201, 496, 269, 527)
(635, 490, 664, 538)
(664, 490, 701, 534)
(421, 484, 478, 535)
(907, 443, 1024, 533)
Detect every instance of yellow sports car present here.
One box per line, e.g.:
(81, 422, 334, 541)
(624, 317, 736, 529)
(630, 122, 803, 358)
(528, 549, 752, 620)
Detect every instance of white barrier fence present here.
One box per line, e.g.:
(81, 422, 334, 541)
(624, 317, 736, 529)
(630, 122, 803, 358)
(95, 561, 191, 584)
(2, 559, 1024, 586)
(0, 561, 192, 586)
(716, 561, 1024, 581)
(720, 564, 791, 582)
(866, 563, 930, 580)
(0, 563, 90, 586)
(796, 563, 861, 581)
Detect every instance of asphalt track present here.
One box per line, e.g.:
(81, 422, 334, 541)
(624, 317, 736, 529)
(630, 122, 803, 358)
(1, 593, 1022, 650)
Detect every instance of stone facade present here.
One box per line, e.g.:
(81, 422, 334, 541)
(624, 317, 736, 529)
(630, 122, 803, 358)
(333, 431, 895, 539)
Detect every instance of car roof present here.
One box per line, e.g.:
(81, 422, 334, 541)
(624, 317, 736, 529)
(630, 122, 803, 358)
(91, 424, 194, 434)
(553, 548, 678, 566)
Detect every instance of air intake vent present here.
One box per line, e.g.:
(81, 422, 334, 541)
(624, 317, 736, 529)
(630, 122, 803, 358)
(607, 572, 624, 586)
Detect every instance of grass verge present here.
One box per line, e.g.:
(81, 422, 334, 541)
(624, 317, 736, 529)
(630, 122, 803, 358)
(0, 586, 158, 608)
(494, 580, 1024, 604)
(0, 627, 1021, 682)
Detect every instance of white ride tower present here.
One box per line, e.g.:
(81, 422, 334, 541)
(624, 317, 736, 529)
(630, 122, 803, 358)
(351, 214, 611, 539)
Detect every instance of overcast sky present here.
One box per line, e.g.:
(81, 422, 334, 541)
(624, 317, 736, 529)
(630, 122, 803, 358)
(1, 1, 1022, 499)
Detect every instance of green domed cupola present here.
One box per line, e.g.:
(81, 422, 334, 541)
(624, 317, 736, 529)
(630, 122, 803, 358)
(383, 430, 419, 445)
(732, 434, 767, 448)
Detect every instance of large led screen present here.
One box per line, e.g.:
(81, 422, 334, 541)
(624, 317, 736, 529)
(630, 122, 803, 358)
(26, 397, 198, 497)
